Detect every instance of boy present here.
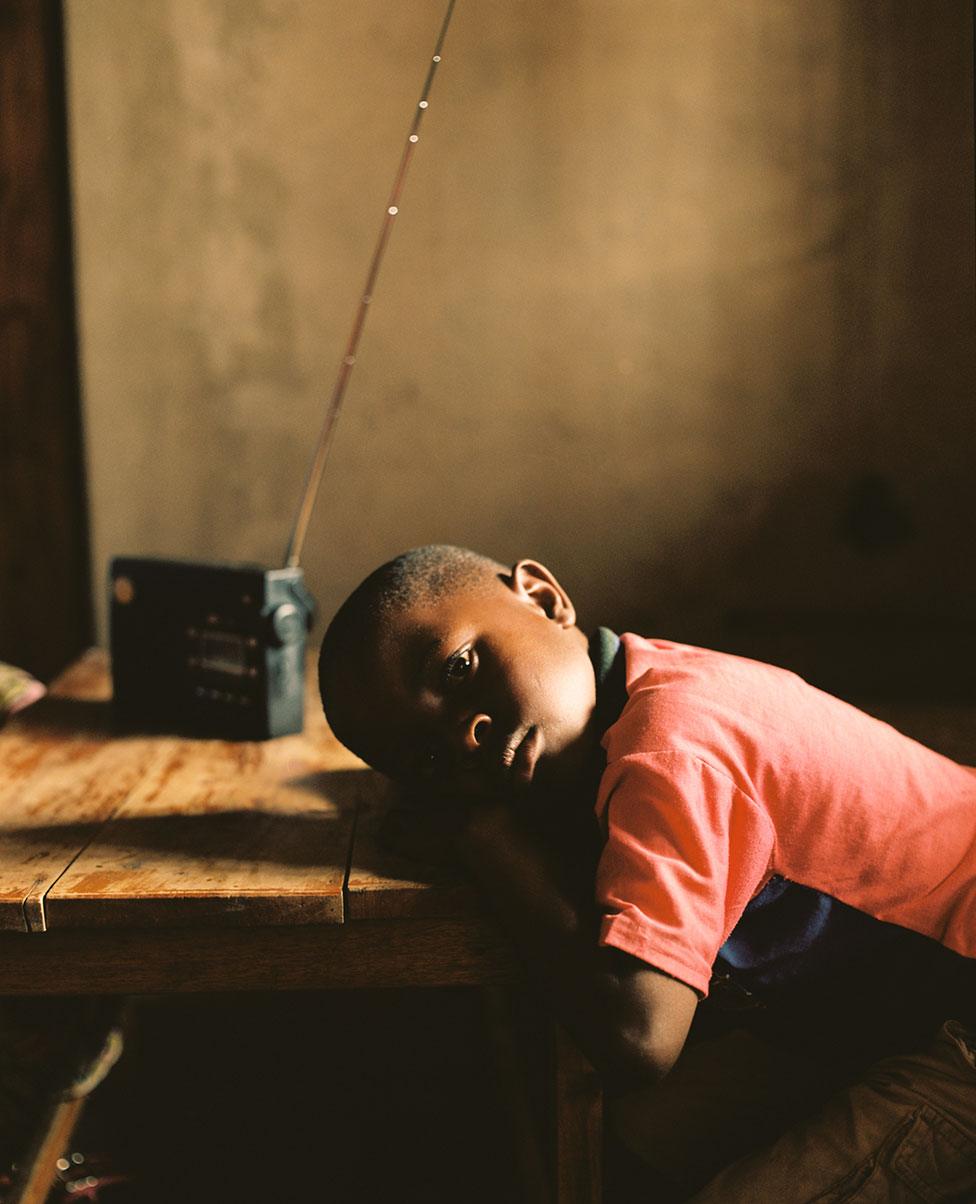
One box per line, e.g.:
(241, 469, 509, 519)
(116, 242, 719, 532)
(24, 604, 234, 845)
(319, 545, 976, 1198)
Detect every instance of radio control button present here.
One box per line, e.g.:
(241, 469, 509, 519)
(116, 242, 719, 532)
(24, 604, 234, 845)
(267, 603, 304, 647)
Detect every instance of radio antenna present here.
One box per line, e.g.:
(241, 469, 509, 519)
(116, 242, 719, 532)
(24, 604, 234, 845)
(284, 0, 459, 568)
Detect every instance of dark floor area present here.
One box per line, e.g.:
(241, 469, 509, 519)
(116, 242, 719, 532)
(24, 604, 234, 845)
(68, 988, 535, 1204)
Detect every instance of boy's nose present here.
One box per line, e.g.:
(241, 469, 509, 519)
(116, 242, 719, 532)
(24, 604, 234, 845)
(460, 712, 492, 755)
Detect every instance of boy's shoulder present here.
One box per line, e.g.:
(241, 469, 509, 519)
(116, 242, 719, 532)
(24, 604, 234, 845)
(618, 632, 805, 696)
(606, 632, 813, 765)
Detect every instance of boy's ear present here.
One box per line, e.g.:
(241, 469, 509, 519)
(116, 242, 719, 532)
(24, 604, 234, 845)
(510, 560, 577, 628)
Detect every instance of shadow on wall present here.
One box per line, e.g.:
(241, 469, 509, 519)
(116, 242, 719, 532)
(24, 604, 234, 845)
(611, 463, 974, 701)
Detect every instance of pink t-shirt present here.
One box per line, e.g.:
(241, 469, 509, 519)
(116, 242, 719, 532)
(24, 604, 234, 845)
(595, 634, 976, 996)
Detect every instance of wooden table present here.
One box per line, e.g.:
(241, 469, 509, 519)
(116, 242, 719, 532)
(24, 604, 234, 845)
(9, 655, 965, 1202)
(0, 651, 601, 1202)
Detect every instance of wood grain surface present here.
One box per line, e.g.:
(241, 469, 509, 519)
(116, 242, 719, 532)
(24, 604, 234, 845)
(0, 918, 518, 994)
(346, 796, 484, 921)
(0, 651, 177, 932)
(0, 651, 363, 930)
(42, 714, 364, 928)
(0, 650, 492, 934)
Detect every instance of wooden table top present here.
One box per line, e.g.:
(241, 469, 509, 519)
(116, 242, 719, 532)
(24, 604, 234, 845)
(0, 652, 971, 1000)
(0, 650, 476, 935)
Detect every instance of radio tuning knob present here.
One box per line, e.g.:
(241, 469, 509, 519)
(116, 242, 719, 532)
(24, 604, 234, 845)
(266, 602, 304, 647)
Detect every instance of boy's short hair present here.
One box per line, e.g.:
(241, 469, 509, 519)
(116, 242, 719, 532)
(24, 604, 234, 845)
(318, 544, 500, 744)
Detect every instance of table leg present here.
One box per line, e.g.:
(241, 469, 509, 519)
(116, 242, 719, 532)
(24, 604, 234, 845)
(553, 1023, 603, 1204)
(482, 987, 552, 1203)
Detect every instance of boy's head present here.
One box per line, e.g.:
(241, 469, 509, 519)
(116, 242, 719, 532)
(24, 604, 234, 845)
(318, 545, 597, 803)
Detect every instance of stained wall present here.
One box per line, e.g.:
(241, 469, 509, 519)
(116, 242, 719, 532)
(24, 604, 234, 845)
(65, 1, 975, 693)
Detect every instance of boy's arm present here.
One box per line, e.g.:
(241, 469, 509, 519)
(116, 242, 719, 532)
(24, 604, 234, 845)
(457, 799, 696, 1085)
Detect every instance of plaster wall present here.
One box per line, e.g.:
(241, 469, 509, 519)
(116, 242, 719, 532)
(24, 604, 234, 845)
(65, 1, 975, 681)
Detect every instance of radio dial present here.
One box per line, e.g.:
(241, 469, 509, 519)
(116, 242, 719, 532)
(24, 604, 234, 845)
(267, 603, 304, 647)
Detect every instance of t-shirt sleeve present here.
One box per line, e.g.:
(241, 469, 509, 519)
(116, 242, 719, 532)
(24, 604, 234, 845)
(595, 750, 775, 996)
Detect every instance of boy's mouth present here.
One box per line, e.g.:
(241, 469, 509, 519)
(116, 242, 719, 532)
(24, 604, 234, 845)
(502, 725, 540, 786)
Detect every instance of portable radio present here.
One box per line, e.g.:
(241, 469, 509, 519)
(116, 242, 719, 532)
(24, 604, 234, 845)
(109, 558, 314, 739)
(108, 0, 457, 740)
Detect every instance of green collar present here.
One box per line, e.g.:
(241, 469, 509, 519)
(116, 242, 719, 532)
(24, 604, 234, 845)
(587, 626, 627, 741)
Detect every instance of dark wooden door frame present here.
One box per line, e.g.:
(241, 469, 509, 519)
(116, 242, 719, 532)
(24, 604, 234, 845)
(0, 0, 92, 681)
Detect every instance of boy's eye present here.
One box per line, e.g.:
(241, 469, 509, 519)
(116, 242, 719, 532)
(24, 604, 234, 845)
(443, 647, 475, 686)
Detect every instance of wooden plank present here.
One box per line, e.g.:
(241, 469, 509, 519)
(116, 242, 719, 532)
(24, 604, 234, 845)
(346, 794, 485, 921)
(0, 649, 372, 930)
(0, 918, 518, 994)
(0, 651, 175, 932)
(17, 738, 181, 932)
(45, 656, 366, 928)
(0, 649, 114, 808)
